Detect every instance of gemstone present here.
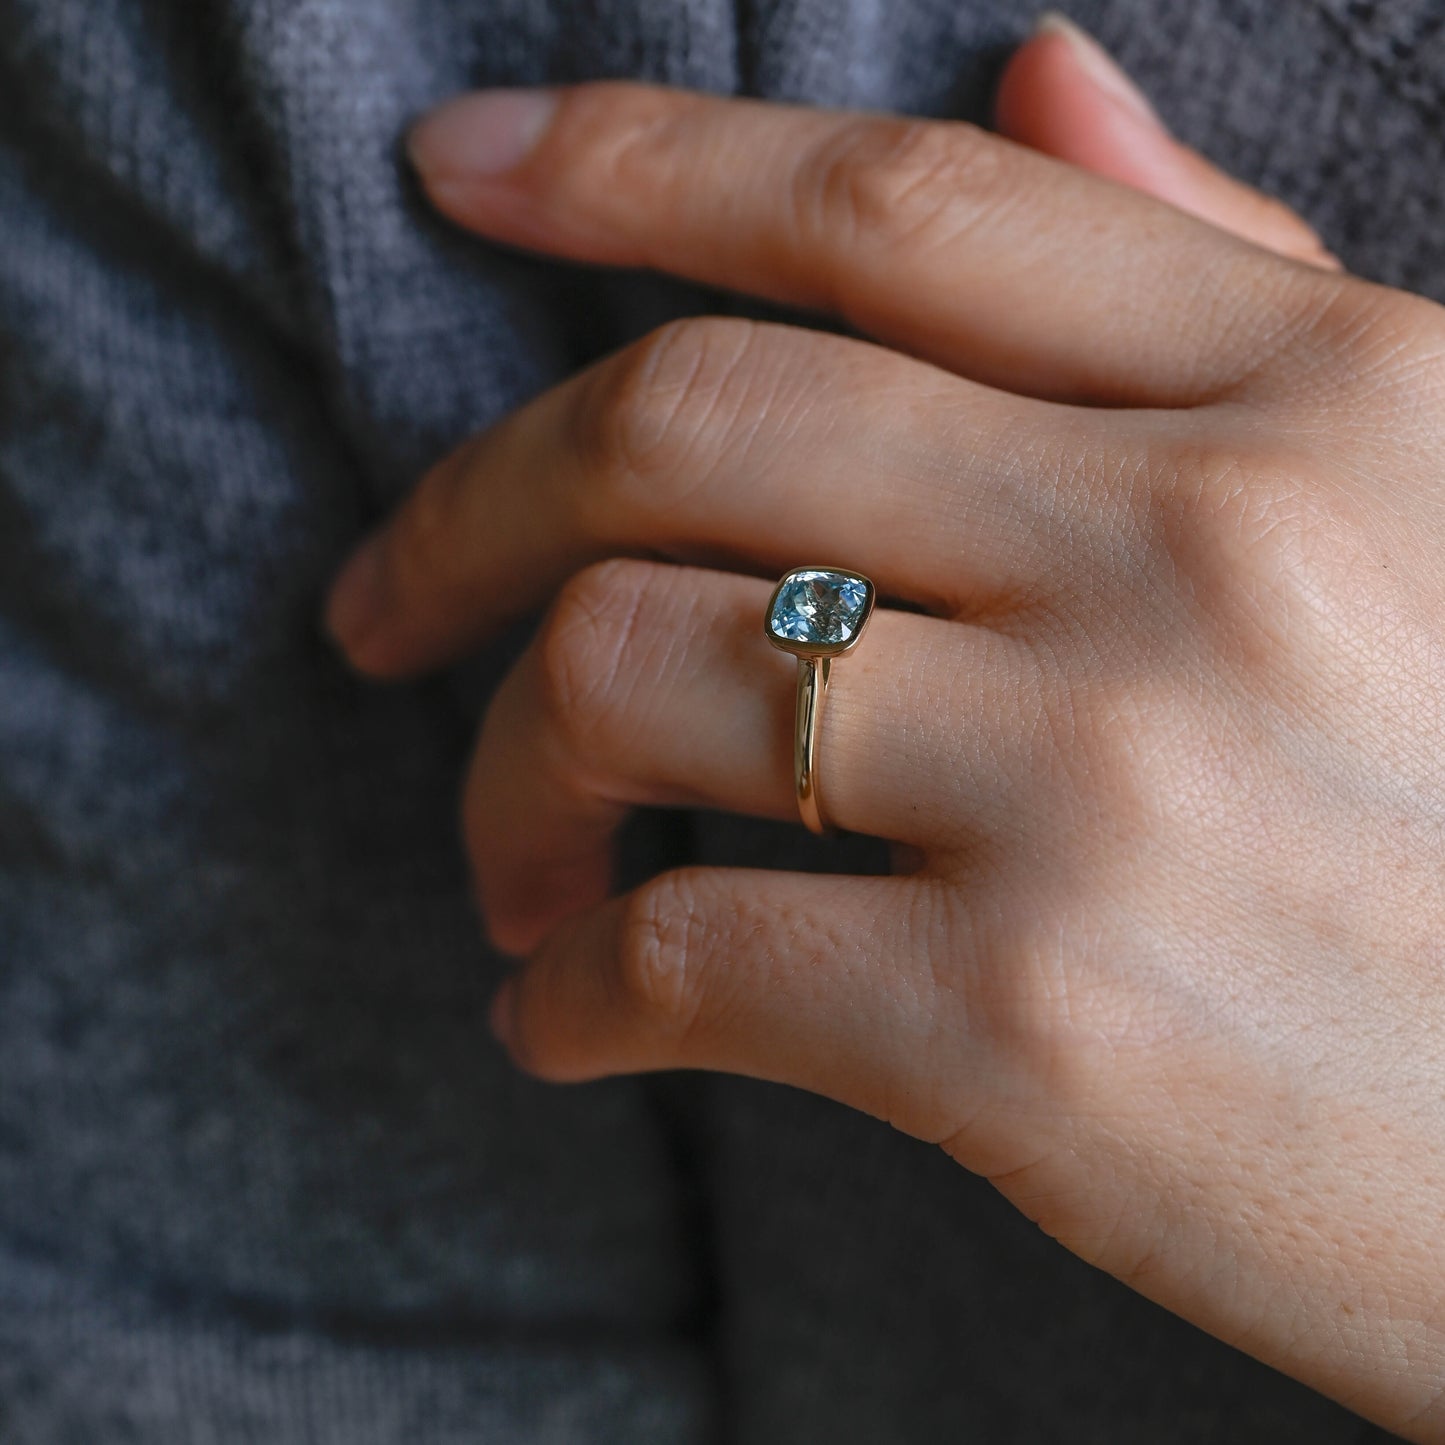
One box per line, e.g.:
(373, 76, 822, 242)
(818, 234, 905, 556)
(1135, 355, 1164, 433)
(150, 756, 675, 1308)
(768, 569, 872, 647)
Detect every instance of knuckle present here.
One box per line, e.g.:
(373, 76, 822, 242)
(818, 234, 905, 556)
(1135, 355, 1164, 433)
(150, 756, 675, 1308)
(793, 117, 1005, 272)
(535, 557, 652, 757)
(612, 869, 714, 1042)
(1149, 440, 1348, 670)
(573, 316, 761, 525)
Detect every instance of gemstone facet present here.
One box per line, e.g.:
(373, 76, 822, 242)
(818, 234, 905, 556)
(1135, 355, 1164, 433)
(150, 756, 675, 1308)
(767, 568, 873, 649)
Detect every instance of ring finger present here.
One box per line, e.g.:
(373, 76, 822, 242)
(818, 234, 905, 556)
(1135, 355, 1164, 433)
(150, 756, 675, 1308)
(465, 558, 1043, 954)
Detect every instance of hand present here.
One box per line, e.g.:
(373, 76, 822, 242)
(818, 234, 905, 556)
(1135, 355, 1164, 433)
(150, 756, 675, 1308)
(326, 34, 1445, 1441)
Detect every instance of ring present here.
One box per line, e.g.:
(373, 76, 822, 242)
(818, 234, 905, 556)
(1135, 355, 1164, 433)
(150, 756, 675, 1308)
(764, 566, 876, 834)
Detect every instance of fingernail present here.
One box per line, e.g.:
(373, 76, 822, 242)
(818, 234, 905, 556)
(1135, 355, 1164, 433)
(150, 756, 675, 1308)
(489, 978, 517, 1051)
(324, 534, 386, 658)
(1034, 12, 1161, 127)
(408, 89, 560, 180)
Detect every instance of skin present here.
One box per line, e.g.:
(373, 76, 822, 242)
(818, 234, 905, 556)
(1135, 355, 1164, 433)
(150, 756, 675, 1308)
(325, 23, 1445, 1440)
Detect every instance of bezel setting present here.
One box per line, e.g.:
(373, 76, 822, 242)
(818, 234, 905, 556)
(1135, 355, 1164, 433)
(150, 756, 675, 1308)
(764, 566, 876, 658)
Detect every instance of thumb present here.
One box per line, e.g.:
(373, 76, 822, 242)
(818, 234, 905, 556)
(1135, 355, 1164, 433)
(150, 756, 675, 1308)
(994, 12, 1341, 270)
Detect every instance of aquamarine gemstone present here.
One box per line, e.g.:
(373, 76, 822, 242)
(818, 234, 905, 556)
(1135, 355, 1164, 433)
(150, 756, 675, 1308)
(768, 569, 871, 646)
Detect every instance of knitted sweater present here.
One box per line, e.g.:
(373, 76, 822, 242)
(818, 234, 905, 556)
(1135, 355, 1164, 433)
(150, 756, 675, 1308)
(2, 1, 1434, 1439)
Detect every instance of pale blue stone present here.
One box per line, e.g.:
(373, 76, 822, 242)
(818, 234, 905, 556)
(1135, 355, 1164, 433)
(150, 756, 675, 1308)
(769, 570, 870, 646)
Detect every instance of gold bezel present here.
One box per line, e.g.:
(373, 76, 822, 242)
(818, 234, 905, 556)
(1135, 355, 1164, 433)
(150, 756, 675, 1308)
(763, 566, 876, 658)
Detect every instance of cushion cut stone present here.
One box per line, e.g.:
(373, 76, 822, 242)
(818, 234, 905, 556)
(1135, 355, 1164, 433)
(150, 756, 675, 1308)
(768, 569, 871, 647)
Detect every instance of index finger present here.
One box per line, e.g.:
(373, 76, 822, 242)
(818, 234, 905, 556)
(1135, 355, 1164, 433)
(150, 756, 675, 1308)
(408, 81, 1339, 406)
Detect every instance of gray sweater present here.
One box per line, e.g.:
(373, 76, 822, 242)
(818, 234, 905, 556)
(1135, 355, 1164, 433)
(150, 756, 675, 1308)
(0, 0, 1432, 1439)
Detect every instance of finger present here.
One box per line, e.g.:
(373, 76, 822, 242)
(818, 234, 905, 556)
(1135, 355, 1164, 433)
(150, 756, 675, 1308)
(407, 80, 1338, 405)
(464, 559, 1035, 954)
(489, 865, 970, 1143)
(995, 14, 1341, 271)
(325, 315, 1149, 677)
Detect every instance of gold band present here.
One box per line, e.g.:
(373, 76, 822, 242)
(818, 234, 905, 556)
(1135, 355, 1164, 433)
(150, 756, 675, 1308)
(794, 654, 832, 835)
(764, 566, 876, 837)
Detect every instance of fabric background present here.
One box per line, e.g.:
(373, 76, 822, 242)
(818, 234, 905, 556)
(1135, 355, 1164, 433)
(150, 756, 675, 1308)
(1, 0, 1436, 1438)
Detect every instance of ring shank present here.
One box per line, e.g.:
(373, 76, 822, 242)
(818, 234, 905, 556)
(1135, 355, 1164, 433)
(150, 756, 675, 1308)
(794, 654, 831, 835)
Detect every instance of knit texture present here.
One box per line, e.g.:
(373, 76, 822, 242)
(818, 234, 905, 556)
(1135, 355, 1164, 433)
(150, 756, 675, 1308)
(0, 0, 1435, 1439)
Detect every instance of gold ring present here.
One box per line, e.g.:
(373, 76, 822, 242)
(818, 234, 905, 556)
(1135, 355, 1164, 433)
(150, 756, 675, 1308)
(764, 566, 876, 834)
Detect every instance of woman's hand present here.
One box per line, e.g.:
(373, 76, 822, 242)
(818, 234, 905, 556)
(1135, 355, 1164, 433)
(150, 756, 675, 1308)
(325, 43, 1445, 1442)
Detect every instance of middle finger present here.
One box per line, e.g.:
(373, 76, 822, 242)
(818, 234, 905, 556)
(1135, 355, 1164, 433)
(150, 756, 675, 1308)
(327, 317, 1158, 677)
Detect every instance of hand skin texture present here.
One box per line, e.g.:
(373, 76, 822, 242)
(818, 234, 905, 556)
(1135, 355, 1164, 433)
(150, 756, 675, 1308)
(325, 20, 1445, 1440)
